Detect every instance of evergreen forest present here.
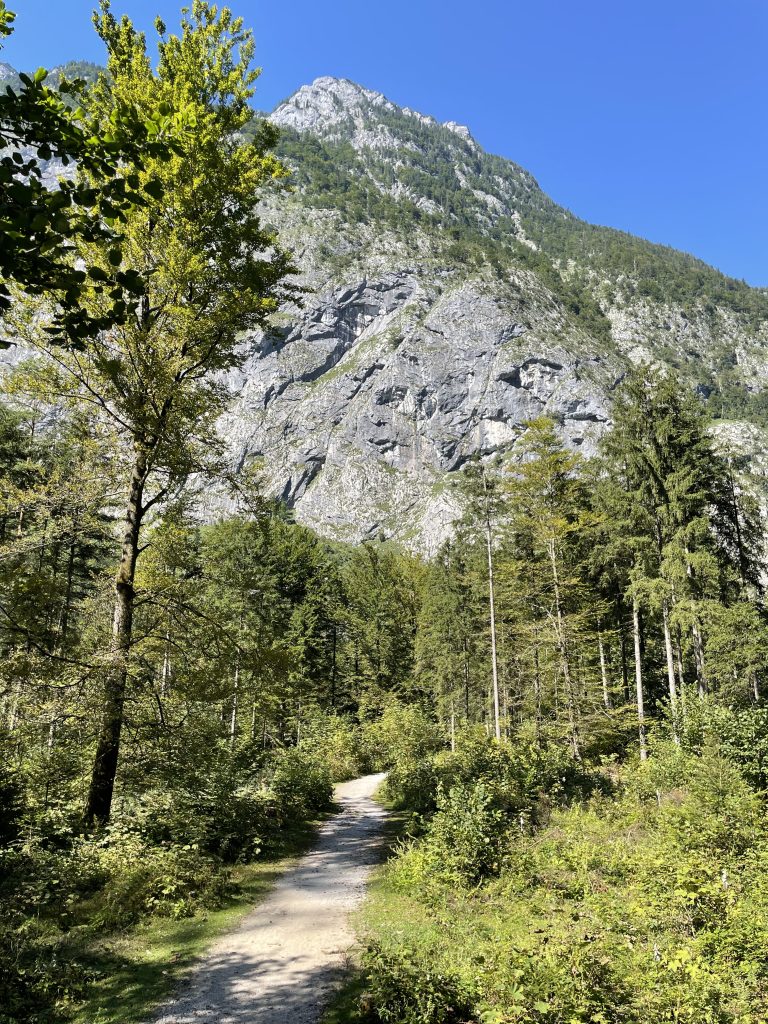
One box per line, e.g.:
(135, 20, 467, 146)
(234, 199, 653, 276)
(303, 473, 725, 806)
(3, 3, 768, 1024)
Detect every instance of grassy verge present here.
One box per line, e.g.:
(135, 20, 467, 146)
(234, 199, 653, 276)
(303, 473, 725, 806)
(69, 817, 326, 1024)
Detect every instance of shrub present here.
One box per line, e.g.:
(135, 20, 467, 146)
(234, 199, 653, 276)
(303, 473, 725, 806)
(0, 916, 91, 1024)
(112, 782, 268, 864)
(90, 823, 231, 929)
(363, 702, 443, 774)
(362, 943, 475, 1024)
(392, 782, 510, 893)
(385, 726, 600, 820)
(0, 761, 24, 846)
(300, 713, 369, 781)
(269, 746, 333, 817)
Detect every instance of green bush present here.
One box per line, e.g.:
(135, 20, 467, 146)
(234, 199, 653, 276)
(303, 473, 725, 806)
(384, 726, 600, 820)
(0, 916, 91, 1024)
(0, 761, 24, 846)
(269, 745, 333, 817)
(392, 782, 510, 893)
(90, 823, 231, 928)
(363, 702, 443, 774)
(300, 713, 369, 781)
(111, 782, 267, 864)
(362, 942, 475, 1024)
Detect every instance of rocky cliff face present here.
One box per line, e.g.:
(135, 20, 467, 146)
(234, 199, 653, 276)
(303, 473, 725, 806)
(221, 264, 613, 552)
(5, 71, 768, 549)
(217, 77, 768, 550)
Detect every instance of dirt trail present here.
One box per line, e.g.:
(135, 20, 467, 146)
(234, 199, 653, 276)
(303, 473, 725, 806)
(151, 772, 388, 1024)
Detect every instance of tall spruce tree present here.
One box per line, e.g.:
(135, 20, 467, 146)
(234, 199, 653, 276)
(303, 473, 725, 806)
(599, 366, 764, 734)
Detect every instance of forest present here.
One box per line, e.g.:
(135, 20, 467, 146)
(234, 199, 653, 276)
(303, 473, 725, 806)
(3, 2, 768, 1023)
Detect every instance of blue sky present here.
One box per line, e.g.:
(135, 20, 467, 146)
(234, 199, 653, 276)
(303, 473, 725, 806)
(4, 0, 767, 285)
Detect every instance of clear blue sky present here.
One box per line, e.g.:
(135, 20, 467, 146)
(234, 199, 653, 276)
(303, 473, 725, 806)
(4, 0, 767, 285)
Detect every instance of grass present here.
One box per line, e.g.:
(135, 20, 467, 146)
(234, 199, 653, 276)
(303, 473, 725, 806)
(69, 817, 326, 1024)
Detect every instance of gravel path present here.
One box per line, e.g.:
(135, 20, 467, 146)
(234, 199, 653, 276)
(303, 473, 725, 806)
(151, 773, 388, 1024)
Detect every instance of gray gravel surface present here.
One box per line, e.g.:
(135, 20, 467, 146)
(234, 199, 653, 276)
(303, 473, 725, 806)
(150, 772, 388, 1024)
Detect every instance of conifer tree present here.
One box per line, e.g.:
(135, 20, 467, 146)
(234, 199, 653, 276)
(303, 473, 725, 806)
(599, 365, 764, 732)
(502, 418, 601, 758)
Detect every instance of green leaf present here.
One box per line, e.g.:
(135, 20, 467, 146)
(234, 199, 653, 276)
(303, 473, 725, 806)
(143, 179, 164, 201)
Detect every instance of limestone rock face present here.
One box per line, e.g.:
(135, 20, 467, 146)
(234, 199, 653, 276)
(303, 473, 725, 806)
(220, 268, 611, 553)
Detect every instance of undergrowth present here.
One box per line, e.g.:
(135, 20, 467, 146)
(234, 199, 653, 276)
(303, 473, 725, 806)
(340, 703, 768, 1024)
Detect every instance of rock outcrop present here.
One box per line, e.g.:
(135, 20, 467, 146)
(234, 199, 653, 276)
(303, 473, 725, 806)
(216, 78, 768, 549)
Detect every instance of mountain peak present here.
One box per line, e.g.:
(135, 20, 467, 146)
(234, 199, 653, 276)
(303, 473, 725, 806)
(271, 76, 476, 148)
(271, 77, 395, 134)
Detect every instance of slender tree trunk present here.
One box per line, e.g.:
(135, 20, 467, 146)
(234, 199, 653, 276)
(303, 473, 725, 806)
(548, 538, 580, 759)
(58, 535, 77, 642)
(533, 639, 543, 745)
(43, 717, 56, 810)
(330, 624, 337, 708)
(230, 610, 244, 746)
(450, 697, 456, 752)
(618, 606, 630, 703)
(674, 625, 686, 703)
(692, 620, 707, 696)
(160, 631, 171, 698)
(7, 680, 22, 731)
(85, 448, 146, 825)
(683, 545, 708, 696)
(597, 624, 611, 710)
(661, 600, 680, 743)
(632, 597, 647, 761)
(463, 636, 470, 721)
(485, 513, 501, 741)
(229, 663, 239, 746)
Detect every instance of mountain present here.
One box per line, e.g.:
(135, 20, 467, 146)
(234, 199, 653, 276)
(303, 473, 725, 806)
(219, 77, 768, 551)
(4, 69, 768, 550)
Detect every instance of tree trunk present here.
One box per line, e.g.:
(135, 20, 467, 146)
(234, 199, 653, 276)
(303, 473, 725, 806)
(533, 640, 543, 744)
(229, 663, 239, 746)
(674, 625, 686, 705)
(485, 513, 501, 741)
(661, 600, 680, 742)
(160, 631, 171, 698)
(85, 448, 146, 825)
(58, 535, 77, 643)
(632, 598, 648, 761)
(692, 620, 707, 697)
(330, 624, 337, 708)
(597, 624, 611, 710)
(548, 538, 580, 759)
(463, 636, 470, 721)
